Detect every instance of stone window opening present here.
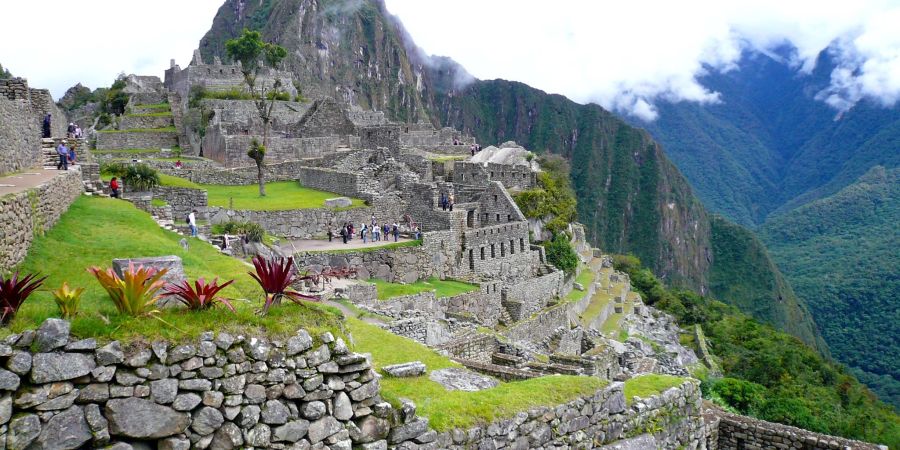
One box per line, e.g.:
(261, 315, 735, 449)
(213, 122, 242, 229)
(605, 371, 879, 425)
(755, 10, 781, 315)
(509, 240, 515, 254)
(480, 247, 485, 260)
(491, 244, 495, 258)
(493, 194, 498, 202)
(467, 210, 474, 228)
(469, 249, 474, 270)
(500, 242, 506, 257)
(495, 214, 500, 222)
(520, 238, 525, 252)
(491, 171, 494, 177)
(507, 214, 512, 222)
(220, 69, 224, 74)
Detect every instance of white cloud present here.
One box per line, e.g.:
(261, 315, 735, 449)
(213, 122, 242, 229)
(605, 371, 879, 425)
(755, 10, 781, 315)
(385, 0, 900, 119)
(0, 0, 223, 98)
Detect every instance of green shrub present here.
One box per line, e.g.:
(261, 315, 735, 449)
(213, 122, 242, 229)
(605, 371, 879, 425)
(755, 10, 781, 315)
(545, 233, 578, 275)
(51, 282, 84, 319)
(708, 377, 765, 414)
(100, 162, 128, 177)
(513, 155, 577, 237)
(122, 164, 160, 192)
(266, 91, 290, 101)
(212, 220, 264, 243)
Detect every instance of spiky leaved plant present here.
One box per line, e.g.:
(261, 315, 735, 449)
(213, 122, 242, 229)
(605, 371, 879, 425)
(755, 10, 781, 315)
(0, 271, 47, 324)
(248, 256, 318, 314)
(88, 263, 168, 316)
(51, 282, 85, 319)
(162, 277, 236, 312)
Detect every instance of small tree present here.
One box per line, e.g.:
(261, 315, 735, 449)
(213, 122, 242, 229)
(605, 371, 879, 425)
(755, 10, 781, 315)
(225, 29, 289, 196)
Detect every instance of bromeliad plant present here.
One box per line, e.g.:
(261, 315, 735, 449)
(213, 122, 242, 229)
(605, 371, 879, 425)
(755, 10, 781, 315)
(248, 255, 318, 314)
(88, 263, 168, 316)
(162, 277, 236, 312)
(0, 271, 47, 324)
(52, 282, 85, 319)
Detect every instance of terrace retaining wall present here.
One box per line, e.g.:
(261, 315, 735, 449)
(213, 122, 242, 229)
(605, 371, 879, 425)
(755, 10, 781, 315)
(0, 169, 83, 269)
(95, 130, 179, 150)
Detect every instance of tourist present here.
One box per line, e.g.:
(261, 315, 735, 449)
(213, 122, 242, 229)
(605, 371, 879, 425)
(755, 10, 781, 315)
(383, 223, 390, 238)
(340, 224, 348, 244)
(67, 123, 75, 138)
(67, 144, 77, 166)
(74, 126, 83, 139)
(327, 226, 334, 242)
(470, 144, 476, 156)
(42, 114, 51, 138)
(175, 160, 183, 169)
(188, 210, 198, 237)
(440, 192, 447, 211)
(348, 222, 354, 241)
(392, 223, 400, 242)
(414, 225, 421, 240)
(56, 141, 68, 170)
(448, 193, 455, 211)
(109, 177, 120, 198)
(371, 214, 376, 228)
(373, 223, 381, 241)
(361, 224, 368, 243)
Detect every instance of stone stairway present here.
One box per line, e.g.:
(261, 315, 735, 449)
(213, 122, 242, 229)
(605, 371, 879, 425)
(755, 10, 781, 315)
(41, 137, 88, 169)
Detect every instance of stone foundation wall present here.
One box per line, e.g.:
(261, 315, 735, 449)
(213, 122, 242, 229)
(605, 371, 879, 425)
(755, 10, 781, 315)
(454, 161, 537, 190)
(294, 244, 431, 283)
(709, 409, 885, 450)
(503, 270, 565, 321)
(0, 169, 83, 268)
(297, 167, 364, 200)
(95, 130, 179, 150)
(205, 133, 345, 168)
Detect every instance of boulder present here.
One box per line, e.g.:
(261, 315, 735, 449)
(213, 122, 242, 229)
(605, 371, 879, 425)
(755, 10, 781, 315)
(428, 367, 499, 392)
(112, 256, 185, 307)
(381, 361, 426, 378)
(192, 406, 224, 436)
(31, 353, 96, 383)
(34, 318, 70, 352)
(273, 419, 311, 443)
(8, 413, 41, 450)
(36, 405, 92, 450)
(105, 398, 190, 439)
(307, 416, 342, 443)
(325, 197, 352, 208)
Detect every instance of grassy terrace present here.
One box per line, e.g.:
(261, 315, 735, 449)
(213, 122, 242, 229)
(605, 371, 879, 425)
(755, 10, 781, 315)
(580, 291, 613, 326)
(369, 277, 480, 300)
(132, 102, 169, 109)
(564, 263, 596, 302)
(98, 127, 177, 133)
(622, 374, 686, 405)
(348, 318, 606, 430)
(157, 175, 366, 211)
(127, 111, 173, 117)
(8, 196, 342, 342)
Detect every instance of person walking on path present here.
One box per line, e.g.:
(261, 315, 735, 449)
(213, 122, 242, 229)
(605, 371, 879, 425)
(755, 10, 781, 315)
(440, 192, 447, 211)
(392, 223, 399, 242)
(327, 226, 334, 242)
(67, 123, 75, 138)
(67, 144, 77, 166)
(188, 210, 198, 237)
(340, 224, 348, 244)
(56, 141, 68, 170)
(371, 214, 376, 228)
(109, 177, 120, 198)
(373, 223, 381, 241)
(42, 114, 51, 138)
(361, 224, 369, 243)
(448, 193, 455, 212)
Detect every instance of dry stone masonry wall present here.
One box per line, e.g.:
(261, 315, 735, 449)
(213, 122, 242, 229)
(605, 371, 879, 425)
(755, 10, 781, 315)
(708, 409, 885, 450)
(95, 130, 179, 150)
(0, 169, 83, 268)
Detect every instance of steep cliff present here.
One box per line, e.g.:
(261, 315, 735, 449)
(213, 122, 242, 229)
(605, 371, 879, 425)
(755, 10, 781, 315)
(198, 0, 824, 350)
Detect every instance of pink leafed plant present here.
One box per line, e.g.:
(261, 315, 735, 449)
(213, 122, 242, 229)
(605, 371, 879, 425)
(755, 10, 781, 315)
(162, 277, 236, 312)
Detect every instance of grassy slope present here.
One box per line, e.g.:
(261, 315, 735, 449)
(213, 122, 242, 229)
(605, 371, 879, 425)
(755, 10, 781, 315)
(158, 175, 366, 211)
(760, 166, 900, 409)
(369, 277, 479, 300)
(564, 265, 595, 303)
(9, 196, 341, 342)
(623, 374, 687, 405)
(347, 318, 605, 431)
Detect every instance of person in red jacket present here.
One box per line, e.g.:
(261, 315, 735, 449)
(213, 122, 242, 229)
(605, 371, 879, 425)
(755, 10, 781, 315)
(109, 177, 120, 198)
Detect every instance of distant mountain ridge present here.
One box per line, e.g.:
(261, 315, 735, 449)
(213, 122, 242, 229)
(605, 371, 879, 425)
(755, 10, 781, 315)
(197, 0, 825, 352)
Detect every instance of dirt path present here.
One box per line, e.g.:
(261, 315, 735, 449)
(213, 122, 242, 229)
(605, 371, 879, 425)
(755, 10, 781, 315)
(0, 167, 68, 197)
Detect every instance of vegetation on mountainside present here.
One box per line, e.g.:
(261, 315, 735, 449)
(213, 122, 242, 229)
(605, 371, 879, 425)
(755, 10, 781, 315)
(0, 63, 11, 79)
(545, 233, 579, 276)
(8, 196, 341, 342)
(347, 318, 606, 431)
(58, 83, 106, 113)
(102, 75, 129, 117)
(613, 255, 900, 448)
(513, 155, 577, 236)
(225, 28, 289, 196)
(708, 215, 825, 352)
(368, 277, 479, 300)
(760, 166, 900, 409)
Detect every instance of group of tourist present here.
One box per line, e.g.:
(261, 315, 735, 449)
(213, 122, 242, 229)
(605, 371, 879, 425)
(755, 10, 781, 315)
(55, 141, 77, 170)
(469, 143, 483, 156)
(327, 214, 419, 245)
(66, 122, 83, 139)
(439, 192, 455, 211)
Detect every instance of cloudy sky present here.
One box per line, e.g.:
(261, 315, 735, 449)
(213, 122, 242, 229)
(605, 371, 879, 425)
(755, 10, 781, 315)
(2, 1, 899, 120)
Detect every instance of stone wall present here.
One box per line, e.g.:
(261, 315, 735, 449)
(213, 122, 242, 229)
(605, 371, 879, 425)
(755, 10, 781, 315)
(154, 186, 209, 223)
(119, 114, 174, 130)
(161, 160, 324, 186)
(359, 125, 400, 151)
(709, 409, 885, 450)
(0, 169, 83, 268)
(453, 161, 537, 190)
(295, 244, 430, 283)
(95, 130, 179, 150)
(502, 270, 565, 321)
(297, 167, 365, 200)
(503, 303, 572, 346)
(209, 203, 402, 240)
(0, 98, 40, 175)
(0, 318, 426, 450)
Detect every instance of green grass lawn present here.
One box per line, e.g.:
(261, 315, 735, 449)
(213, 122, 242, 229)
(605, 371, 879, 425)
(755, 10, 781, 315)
(8, 196, 342, 342)
(132, 102, 169, 109)
(157, 175, 366, 211)
(98, 127, 177, 133)
(127, 112, 173, 117)
(564, 265, 596, 302)
(622, 374, 686, 405)
(369, 277, 479, 300)
(95, 149, 166, 155)
(348, 318, 606, 430)
(580, 291, 613, 326)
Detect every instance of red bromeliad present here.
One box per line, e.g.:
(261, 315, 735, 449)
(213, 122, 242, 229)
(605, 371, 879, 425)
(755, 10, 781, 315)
(0, 271, 47, 324)
(162, 277, 236, 312)
(248, 255, 319, 314)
